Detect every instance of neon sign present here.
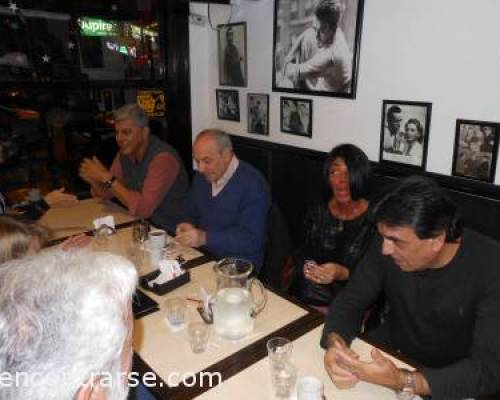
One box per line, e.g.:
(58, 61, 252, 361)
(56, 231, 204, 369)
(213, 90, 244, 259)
(105, 41, 137, 58)
(79, 17, 118, 37)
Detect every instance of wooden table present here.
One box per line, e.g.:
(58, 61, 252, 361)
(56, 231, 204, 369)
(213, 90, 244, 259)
(42, 209, 421, 399)
(132, 258, 324, 399)
(38, 197, 137, 243)
(197, 325, 416, 400)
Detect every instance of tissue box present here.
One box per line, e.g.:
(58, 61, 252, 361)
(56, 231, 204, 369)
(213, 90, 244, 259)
(140, 269, 191, 296)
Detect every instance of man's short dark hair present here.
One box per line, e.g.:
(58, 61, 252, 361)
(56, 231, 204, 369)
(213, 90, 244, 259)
(387, 105, 402, 122)
(315, 0, 343, 30)
(373, 175, 463, 242)
(323, 143, 371, 201)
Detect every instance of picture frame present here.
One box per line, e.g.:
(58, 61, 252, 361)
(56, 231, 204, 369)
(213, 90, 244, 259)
(280, 96, 312, 138)
(451, 119, 499, 183)
(247, 93, 269, 136)
(216, 89, 240, 121)
(218, 22, 247, 87)
(379, 100, 432, 169)
(272, 0, 365, 99)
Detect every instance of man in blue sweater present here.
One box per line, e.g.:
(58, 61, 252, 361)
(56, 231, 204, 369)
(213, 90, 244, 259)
(175, 129, 271, 272)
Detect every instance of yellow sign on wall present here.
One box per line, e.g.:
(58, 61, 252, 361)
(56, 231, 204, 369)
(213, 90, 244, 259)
(137, 90, 165, 117)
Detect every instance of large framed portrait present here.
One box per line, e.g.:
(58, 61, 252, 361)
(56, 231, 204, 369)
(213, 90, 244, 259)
(452, 119, 499, 183)
(272, 0, 365, 99)
(379, 100, 432, 169)
(218, 22, 247, 87)
(216, 89, 240, 121)
(280, 96, 312, 138)
(247, 93, 269, 135)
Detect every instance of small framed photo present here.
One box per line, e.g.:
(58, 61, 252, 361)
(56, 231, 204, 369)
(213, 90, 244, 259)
(452, 119, 499, 183)
(280, 97, 312, 138)
(218, 22, 247, 87)
(379, 100, 432, 169)
(247, 93, 269, 135)
(216, 89, 240, 121)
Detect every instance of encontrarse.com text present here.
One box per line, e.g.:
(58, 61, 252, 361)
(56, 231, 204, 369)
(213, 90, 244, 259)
(0, 371, 222, 389)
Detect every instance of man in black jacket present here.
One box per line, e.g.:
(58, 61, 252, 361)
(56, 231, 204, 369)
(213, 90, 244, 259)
(322, 175, 500, 399)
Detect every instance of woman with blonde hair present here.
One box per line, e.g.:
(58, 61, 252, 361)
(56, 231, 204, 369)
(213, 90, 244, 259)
(0, 216, 48, 263)
(0, 216, 89, 264)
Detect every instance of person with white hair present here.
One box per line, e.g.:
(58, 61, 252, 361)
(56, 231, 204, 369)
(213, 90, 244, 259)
(79, 103, 189, 231)
(0, 249, 138, 400)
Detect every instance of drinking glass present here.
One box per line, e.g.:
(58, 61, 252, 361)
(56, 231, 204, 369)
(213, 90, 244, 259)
(271, 361, 297, 399)
(93, 224, 114, 250)
(267, 337, 293, 370)
(297, 376, 324, 400)
(188, 322, 210, 353)
(132, 220, 149, 248)
(165, 298, 187, 327)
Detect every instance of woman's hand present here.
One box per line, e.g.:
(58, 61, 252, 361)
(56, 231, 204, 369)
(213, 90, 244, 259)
(304, 262, 337, 284)
(304, 262, 350, 284)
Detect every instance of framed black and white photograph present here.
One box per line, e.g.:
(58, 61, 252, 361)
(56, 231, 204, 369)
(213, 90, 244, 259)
(379, 100, 432, 169)
(216, 89, 240, 121)
(247, 93, 269, 135)
(280, 97, 312, 137)
(272, 0, 365, 98)
(218, 22, 247, 87)
(452, 119, 499, 183)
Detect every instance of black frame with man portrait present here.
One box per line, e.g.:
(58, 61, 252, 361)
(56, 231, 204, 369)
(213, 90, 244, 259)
(247, 93, 269, 136)
(280, 96, 312, 138)
(452, 119, 499, 183)
(272, 0, 365, 99)
(218, 22, 247, 87)
(216, 89, 240, 122)
(379, 100, 432, 170)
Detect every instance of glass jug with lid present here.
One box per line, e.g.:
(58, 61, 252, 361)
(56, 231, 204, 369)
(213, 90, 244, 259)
(212, 258, 267, 340)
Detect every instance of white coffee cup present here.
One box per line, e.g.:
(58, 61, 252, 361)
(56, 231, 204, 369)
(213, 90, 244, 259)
(297, 376, 323, 400)
(149, 229, 167, 250)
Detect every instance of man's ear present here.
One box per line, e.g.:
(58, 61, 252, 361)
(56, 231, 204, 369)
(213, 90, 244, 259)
(431, 232, 446, 251)
(74, 376, 106, 400)
(222, 148, 233, 163)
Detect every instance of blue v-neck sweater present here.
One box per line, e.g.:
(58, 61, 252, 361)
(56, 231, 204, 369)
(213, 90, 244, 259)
(183, 161, 271, 271)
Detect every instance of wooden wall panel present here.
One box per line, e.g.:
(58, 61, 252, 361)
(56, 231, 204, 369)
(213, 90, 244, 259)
(231, 135, 500, 244)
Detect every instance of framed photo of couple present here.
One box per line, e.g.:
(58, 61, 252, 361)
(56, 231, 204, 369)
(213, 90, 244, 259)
(379, 100, 432, 169)
(272, 0, 365, 99)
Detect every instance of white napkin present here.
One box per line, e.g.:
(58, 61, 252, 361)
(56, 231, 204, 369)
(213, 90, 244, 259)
(93, 215, 115, 230)
(148, 259, 184, 286)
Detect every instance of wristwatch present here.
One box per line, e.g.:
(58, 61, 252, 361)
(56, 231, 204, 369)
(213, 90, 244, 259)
(104, 176, 117, 190)
(396, 370, 416, 400)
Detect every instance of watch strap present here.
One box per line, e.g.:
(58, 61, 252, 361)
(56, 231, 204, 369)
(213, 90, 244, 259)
(104, 176, 117, 189)
(401, 369, 416, 393)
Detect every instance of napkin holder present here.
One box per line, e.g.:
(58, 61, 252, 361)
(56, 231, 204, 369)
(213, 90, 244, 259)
(140, 269, 190, 296)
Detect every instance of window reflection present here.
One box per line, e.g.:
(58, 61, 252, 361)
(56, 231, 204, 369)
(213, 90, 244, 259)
(0, 7, 164, 81)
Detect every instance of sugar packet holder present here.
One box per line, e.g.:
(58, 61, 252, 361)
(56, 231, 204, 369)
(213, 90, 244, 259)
(140, 260, 190, 296)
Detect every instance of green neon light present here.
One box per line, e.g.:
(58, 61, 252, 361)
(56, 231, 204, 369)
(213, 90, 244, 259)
(79, 17, 118, 37)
